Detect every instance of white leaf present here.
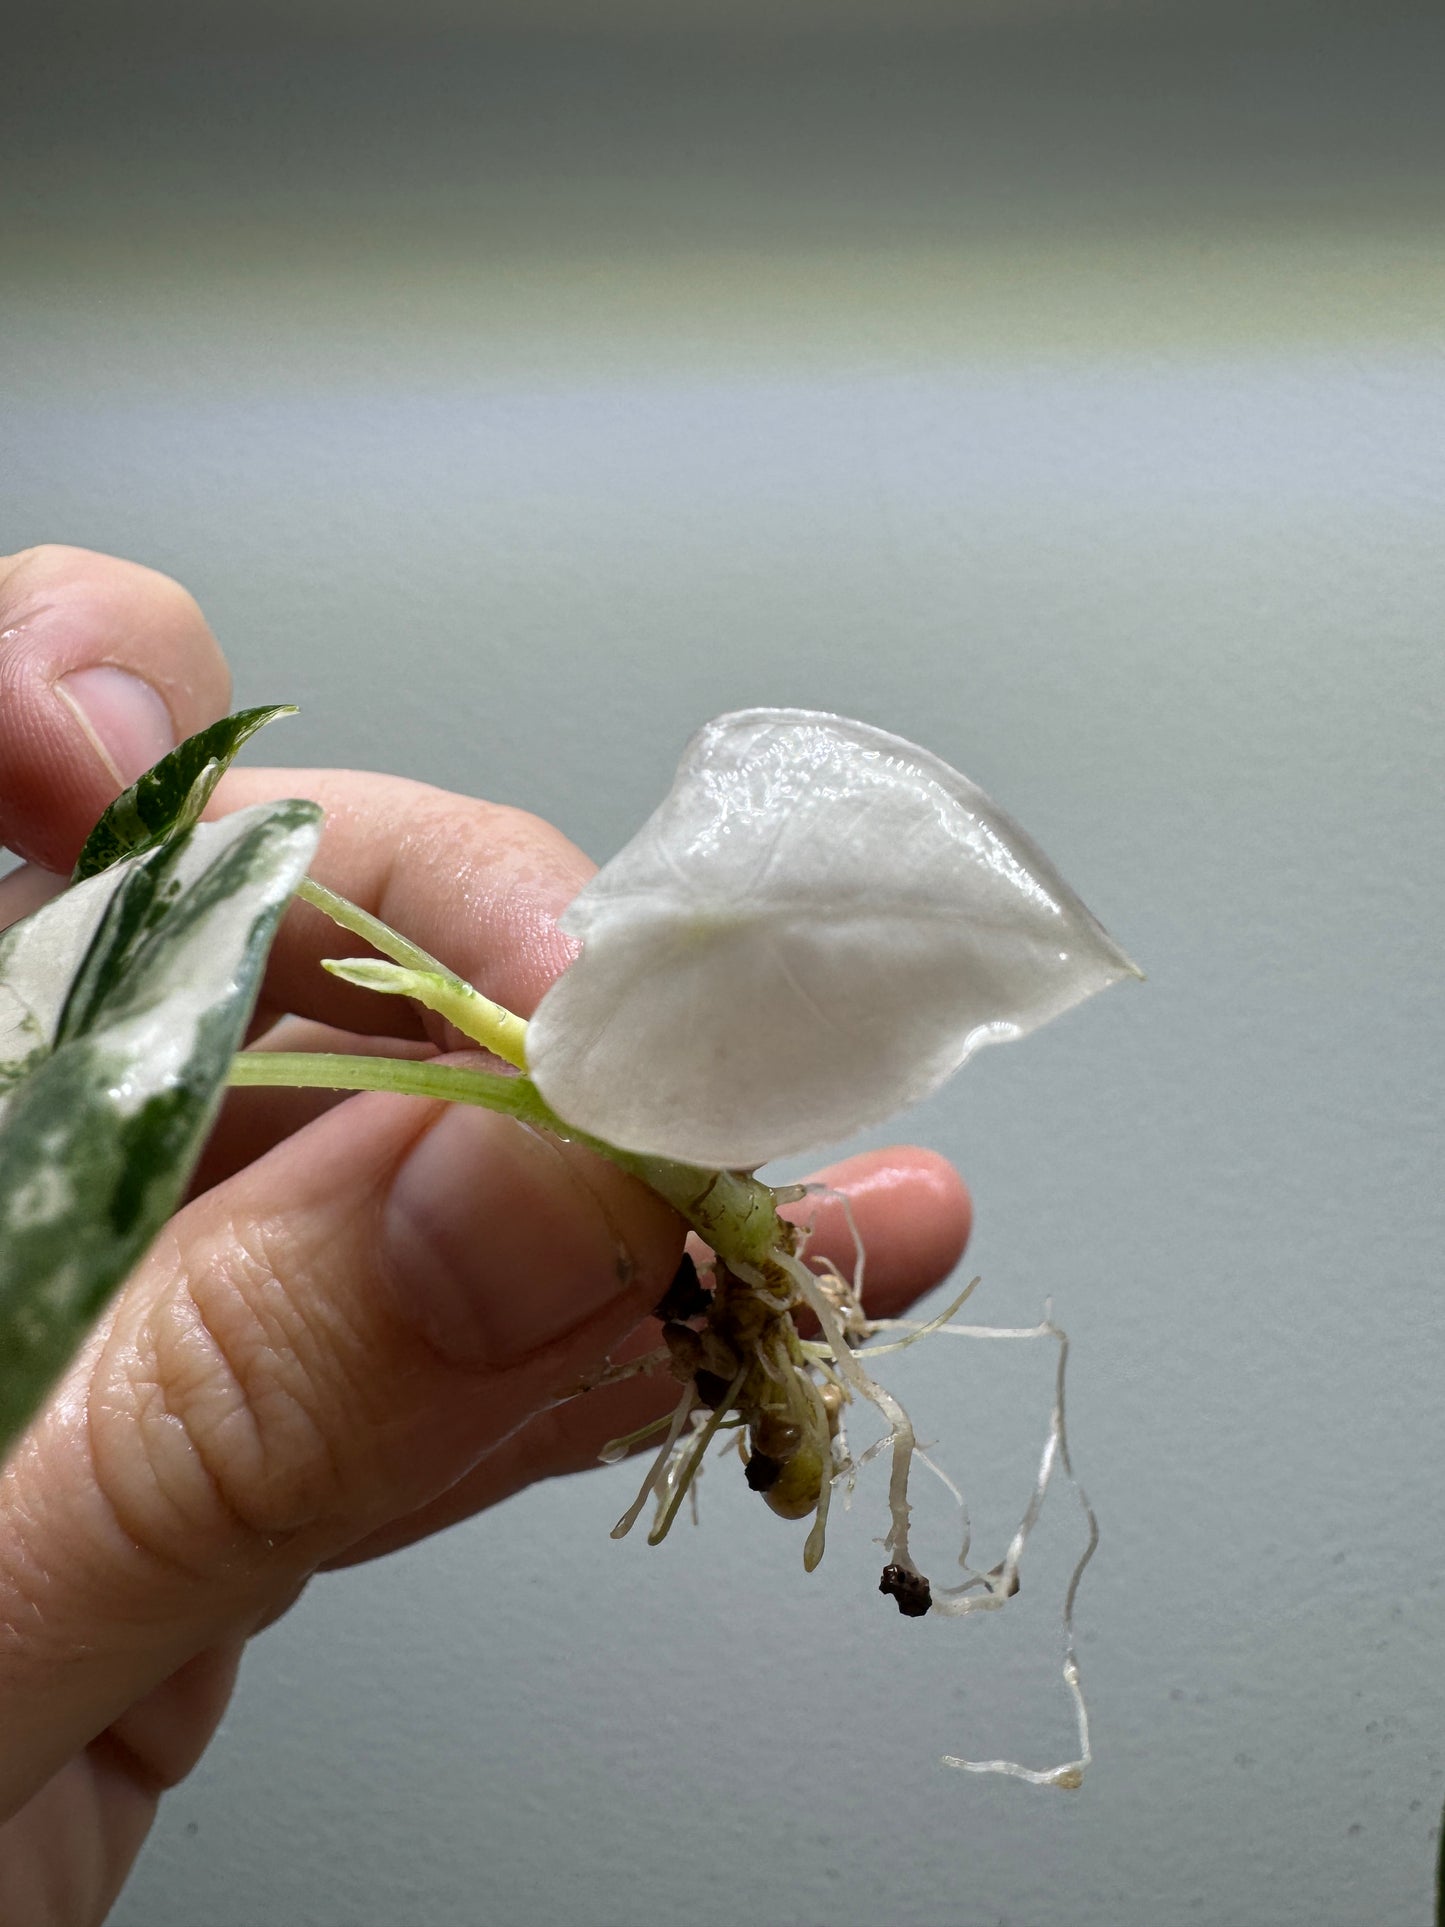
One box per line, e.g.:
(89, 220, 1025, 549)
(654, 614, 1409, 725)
(527, 709, 1140, 1168)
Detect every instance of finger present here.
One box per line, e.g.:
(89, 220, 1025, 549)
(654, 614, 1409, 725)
(326, 1145, 972, 1567)
(0, 1635, 246, 1923)
(778, 1145, 973, 1314)
(0, 1066, 682, 1820)
(0, 546, 230, 871)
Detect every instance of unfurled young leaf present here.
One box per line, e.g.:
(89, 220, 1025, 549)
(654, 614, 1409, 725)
(527, 709, 1140, 1169)
(0, 798, 322, 1458)
(72, 703, 297, 882)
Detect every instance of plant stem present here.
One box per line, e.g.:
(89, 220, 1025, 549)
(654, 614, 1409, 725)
(228, 1049, 786, 1270)
(228, 1049, 541, 1114)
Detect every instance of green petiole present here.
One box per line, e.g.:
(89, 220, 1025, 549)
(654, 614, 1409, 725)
(250, 878, 791, 1272)
(297, 875, 528, 1068)
(230, 1043, 787, 1273)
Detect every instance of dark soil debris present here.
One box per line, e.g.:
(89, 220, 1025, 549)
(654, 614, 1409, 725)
(879, 1563, 932, 1617)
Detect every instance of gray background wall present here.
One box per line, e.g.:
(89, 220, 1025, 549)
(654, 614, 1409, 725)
(5, 4, 1443, 1922)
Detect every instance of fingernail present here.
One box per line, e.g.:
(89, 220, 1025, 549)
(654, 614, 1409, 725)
(382, 1105, 647, 1370)
(56, 666, 176, 787)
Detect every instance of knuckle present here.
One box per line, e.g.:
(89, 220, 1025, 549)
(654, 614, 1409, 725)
(89, 1219, 356, 1574)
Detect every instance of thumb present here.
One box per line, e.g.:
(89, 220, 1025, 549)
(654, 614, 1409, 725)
(0, 1079, 681, 1819)
(0, 545, 230, 872)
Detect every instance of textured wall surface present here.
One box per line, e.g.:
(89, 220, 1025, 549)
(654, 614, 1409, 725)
(5, 7, 1444, 1923)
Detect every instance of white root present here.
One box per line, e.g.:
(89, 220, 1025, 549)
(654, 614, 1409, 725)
(776, 1248, 923, 1574)
(647, 1368, 748, 1545)
(787, 1209, 1095, 1787)
(595, 1193, 1096, 1789)
(860, 1309, 1096, 1787)
(611, 1385, 696, 1539)
(798, 1368, 838, 1572)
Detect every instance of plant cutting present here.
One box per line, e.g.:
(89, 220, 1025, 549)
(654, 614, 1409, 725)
(0, 702, 1137, 1786)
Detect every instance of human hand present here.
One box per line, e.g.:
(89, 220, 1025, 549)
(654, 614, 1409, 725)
(0, 547, 972, 1925)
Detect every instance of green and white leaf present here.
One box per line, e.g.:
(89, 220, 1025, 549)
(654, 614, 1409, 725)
(72, 703, 297, 882)
(0, 798, 322, 1460)
(0, 875, 122, 1096)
